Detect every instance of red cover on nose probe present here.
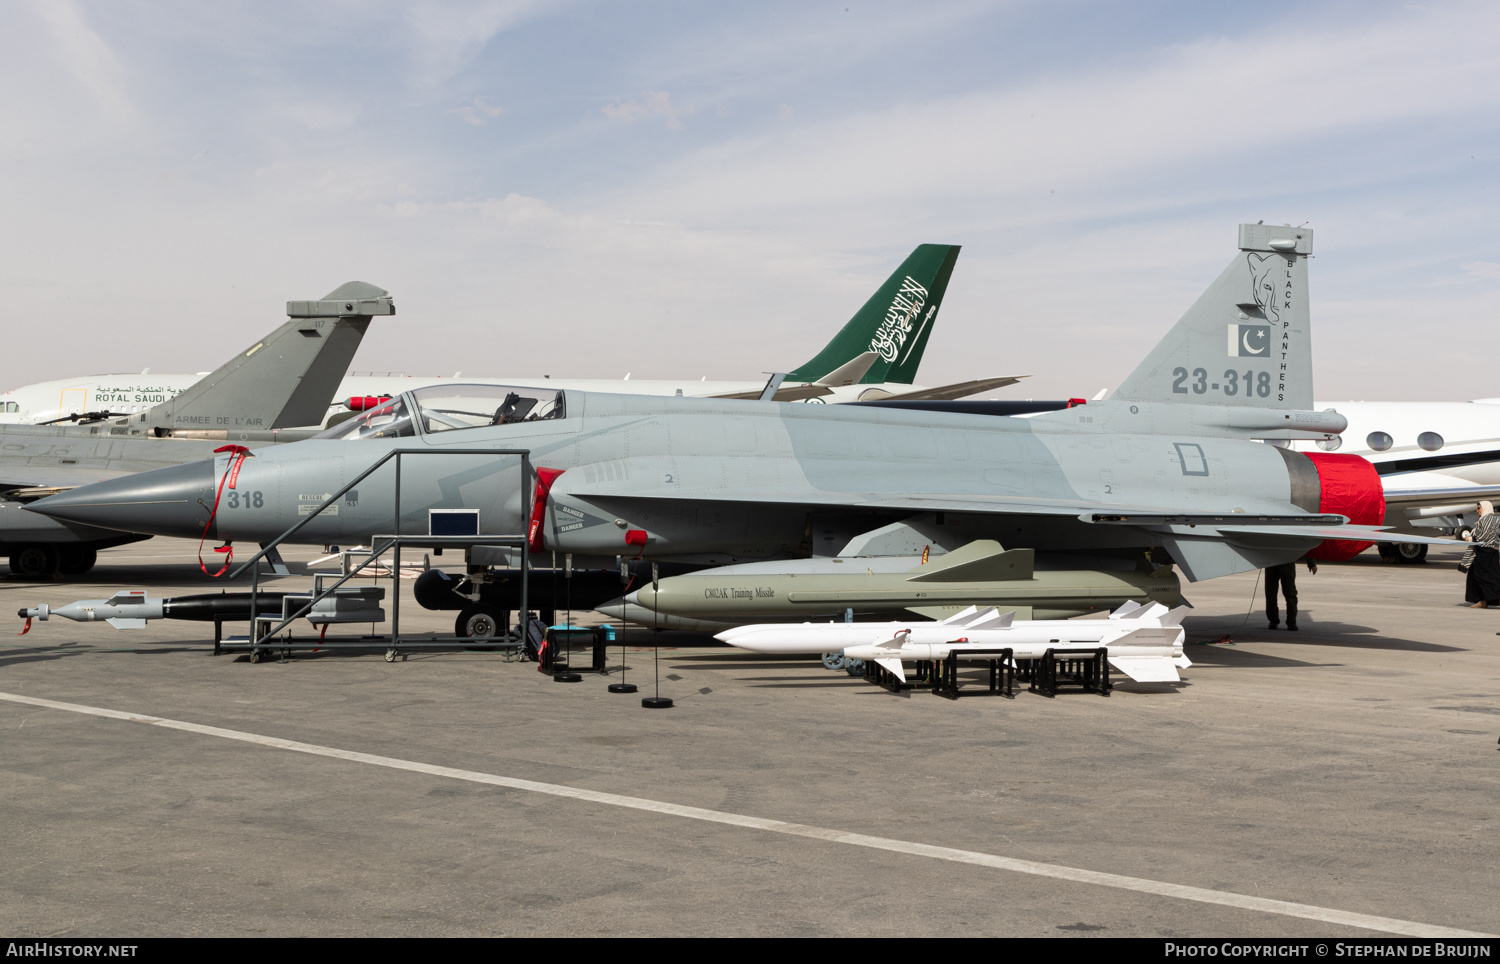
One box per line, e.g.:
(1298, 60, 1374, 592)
(1303, 452, 1385, 562)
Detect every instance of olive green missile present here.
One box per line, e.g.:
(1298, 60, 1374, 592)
(595, 540, 1181, 628)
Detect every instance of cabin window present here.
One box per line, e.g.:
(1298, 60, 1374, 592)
(1316, 437, 1342, 451)
(1366, 432, 1393, 452)
(1417, 432, 1443, 452)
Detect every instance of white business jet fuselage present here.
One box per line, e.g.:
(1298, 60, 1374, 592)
(1285, 399, 1500, 547)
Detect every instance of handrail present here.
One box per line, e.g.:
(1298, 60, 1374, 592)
(229, 446, 532, 579)
(249, 536, 398, 641)
(234, 445, 534, 655)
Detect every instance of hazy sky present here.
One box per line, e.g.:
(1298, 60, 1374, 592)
(2, 1, 1497, 400)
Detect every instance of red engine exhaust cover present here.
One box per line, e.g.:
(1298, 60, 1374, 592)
(1303, 452, 1385, 562)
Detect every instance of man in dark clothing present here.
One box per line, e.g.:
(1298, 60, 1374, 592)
(1266, 558, 1318, 630)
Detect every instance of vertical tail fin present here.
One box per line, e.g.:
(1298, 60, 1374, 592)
(788, 244, 960, 385)
(135, 281, 393, 434)
(1113, 224, 1314, 409)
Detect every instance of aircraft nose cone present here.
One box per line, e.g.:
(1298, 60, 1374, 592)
(26, 459, 217, 538)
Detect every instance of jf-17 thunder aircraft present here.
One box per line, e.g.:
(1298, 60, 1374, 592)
(0, 246, 1019, 580)
(0, 244, 1021, 427)
(0, 282, 394, 576)
(26, 223, 1446, 592)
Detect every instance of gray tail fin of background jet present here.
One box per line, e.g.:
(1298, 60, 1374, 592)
(134, 281, 393, 435)
(1113, 224, 1314, 409)
(787, 244, 960, 386)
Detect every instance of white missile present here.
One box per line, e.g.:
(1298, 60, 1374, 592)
(714, 602, 1192, 683)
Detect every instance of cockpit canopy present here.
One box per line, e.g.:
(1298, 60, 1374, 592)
(412, 383, 566, 433)
(313, 384, 566, 441)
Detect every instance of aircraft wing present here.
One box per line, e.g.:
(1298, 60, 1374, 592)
(872, 376, 1025, 401)
(563, 477, 1427, 544)
(1382, 483, 1500, 515)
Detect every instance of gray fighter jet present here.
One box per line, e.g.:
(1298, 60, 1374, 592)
(0, 282, 392, 575)
(27, 225, 1444, 584)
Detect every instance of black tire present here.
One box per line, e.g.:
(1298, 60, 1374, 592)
(455, 603, 507, 641)
(8, 545, 60, 579)
(1376, 543, 1397, 561)
(1394, 542, 1428, 564)
(56, 546, 98, 576)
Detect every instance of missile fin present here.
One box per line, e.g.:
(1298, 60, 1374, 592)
(1112, 600, 1147, 618)
(1157, 605, 1191, 628)
(966, 608, 1016, 630)
(104, 618, 148, 630)
(874, 658, 907, 683)
(1108, 656, 1180, 682)
(105, 590, 149, 607)
(907, 541, 1034, 582)
(939, 605, 981, 626)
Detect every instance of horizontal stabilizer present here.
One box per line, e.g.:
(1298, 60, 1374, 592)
(907, 540, 1034, 582)
(874, 376, 1024, 401)
(815, 352, 879, 387)
(1216, 524, 1451, 546)
(1383, 483, 1500, 514)
(710, 383, 834, 402)
(1107, 656, 1181, 683)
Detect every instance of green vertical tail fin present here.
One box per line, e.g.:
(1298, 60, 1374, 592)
(787, 244, 960, 385)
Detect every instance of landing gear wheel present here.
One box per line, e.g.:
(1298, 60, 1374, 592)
(1395, 542, 1429, 564)
(455, 602, 506, 651)
(1376, 542, 1397, 561)
(821, 652, 847, 671)
(56, 547, 97, 576)
(9, 545, 60, 579)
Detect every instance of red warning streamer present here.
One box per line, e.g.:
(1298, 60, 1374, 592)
(198, 445, 253, 577)
(526, 467, 566, 554)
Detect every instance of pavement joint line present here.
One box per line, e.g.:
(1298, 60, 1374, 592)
(1, 688, 1491, 939)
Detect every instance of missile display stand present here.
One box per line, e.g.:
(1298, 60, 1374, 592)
(932, 648, 1015, 700)
(1018, 648, 1112, 697)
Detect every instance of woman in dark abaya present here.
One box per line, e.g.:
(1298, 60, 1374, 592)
(1461, 501, 1500, 608)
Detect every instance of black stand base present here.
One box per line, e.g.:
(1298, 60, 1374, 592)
(641, 696, 673, 708)
(608, 682, 638, 693)
(553, 671, 583, 683)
